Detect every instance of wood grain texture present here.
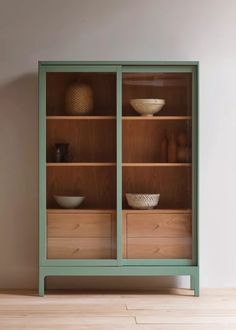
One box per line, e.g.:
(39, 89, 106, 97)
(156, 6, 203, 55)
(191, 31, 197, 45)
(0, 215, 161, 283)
(111, 212, 117, 258)
(122, 72, 192, 116)
(47, 209, 116, 214)
(47, 238, 112, 259)
(1, 289, 236, 329)
(122, 212, 127, 258)
(46, 120, 116, 163)
(46, 72, 116, 116)
(122, 210, 192, 259)
(122, 163, 192, 167)
(47, 166, 116, 209)
(122, 209, 192, 214)
(122, 166, 192, 209)
(47, 213, 112, 238)
(127, 237, 192, 259)
(127, 213, 192, 238)
(47, 116, 116, 120)
(46, 163, 116, 167)
(47, 115, 192, 120)
(122, 120, 191, 163)
(122, 116, 192, 120)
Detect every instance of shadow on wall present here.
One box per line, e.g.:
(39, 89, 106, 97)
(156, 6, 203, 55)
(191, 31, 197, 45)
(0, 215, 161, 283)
(0, 73, 38, 289)
(47, 276, 188, 291)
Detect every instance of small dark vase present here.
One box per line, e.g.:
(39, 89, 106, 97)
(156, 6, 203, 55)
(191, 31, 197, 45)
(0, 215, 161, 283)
(55, 143, 70, 162)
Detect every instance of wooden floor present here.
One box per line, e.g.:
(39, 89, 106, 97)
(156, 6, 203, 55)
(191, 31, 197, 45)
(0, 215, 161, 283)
(0, 289, 236, 329)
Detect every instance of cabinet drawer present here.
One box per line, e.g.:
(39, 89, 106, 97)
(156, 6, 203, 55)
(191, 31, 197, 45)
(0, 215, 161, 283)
(127, 213, 191, 238)
(47, 238, 111, 259)
(47, 213, 112, 238)
(127, 237, 192, 259)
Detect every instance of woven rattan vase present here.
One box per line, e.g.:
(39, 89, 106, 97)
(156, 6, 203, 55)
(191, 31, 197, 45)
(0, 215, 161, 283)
(65, 82, 93, 115)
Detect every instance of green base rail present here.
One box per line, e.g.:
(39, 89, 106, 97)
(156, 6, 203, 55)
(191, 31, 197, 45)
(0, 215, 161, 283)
(39, 266, 199, 297)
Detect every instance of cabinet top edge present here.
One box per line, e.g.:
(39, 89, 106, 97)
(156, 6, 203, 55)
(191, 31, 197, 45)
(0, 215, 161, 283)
(38, 61, 199, 66)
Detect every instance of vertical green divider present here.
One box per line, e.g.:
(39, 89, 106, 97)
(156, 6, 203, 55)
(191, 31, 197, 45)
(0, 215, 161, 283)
(116, 66, 122, 265)
(192, 64, 199, 266)
(196, 64, 199, 271)
(38, 64, 47, 266)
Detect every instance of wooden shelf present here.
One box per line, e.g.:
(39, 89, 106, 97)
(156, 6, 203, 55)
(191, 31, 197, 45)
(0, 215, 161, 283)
(122, 163, 192, 167)
(47, 209, 115, 213)
(46, 116, 116, 120)
(47, 162, 191, 167)
(46, 116, 191, 120)
(47, 208, 191, 214)
(46, 162, 116, 167)
(122, 116, 192, 120)
(123, 209, 192, 214)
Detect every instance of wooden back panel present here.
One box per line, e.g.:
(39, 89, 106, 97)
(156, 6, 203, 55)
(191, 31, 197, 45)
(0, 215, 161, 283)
(47, 166, 116, 209)
(122, 166, 192, 209)
(122, 73, 192, 116)
(46, 72, 116, 116)
(47, 120, 116, 162)
(123, 120, 191, 163)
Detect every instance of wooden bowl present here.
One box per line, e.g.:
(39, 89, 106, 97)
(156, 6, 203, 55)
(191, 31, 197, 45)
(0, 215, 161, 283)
(130, 99, 165, 116)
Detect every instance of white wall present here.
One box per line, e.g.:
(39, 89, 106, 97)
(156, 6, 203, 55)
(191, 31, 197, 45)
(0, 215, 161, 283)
(0, 0, 236, 289)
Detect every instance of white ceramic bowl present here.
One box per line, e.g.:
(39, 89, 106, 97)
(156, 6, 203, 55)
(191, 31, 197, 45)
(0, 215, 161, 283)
(126, 193, 160, 210)
(130, 98, 165, 116)
(53, 195, 85, 209)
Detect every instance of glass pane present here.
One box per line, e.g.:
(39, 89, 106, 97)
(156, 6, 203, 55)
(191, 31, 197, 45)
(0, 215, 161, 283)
(46, 72, 116, 116)
(123, 72, 192, 116)
(46, 71, 117, 260)
(122, 71, 192, 260)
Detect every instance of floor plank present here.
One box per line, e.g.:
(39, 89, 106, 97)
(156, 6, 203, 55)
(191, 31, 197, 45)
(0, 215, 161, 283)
(0, 289, 236, 329)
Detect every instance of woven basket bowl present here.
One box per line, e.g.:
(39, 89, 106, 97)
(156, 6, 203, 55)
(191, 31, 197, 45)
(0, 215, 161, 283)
(126, 193, 160, 210)
(130, 98, 165, 116)
(65, 83, 93, 115)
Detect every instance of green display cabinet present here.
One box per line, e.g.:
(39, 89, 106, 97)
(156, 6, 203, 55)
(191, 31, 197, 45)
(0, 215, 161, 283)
(39, 61, 199, 296)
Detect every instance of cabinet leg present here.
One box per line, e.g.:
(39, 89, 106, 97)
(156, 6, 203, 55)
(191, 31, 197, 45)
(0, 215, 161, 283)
(39, 273, 45, 297)
(191, 272, 200, 297)
(190, 275, 195, 290)
(194, 279, 200, 297)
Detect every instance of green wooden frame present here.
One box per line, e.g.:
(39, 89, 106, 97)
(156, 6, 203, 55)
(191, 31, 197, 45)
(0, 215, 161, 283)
(39, 61, 199, 297)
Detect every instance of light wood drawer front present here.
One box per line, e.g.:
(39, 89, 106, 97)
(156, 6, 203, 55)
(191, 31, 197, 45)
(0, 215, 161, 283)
(47, 238, 111, 259)
(127, 213, 191, 238)
(127, 237, 192, 259)
(47, 213, 112, 238)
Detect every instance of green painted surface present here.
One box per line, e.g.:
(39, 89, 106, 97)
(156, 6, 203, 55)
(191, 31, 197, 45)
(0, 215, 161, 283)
(39, 266, 199, 297)
(39, 61, 199, 66)
(38, 65, 46, 266)
(40, 266, 199, 277)
(122, 65, 194, 73)
(43, 65, 118, 73)
(192, 66, 199, 267)
(116, 66, 123, 264)
(38, 61, 199, 296)
(38, 64, 47, 297)
(44, 260, 118, 267)
(122, 259, 193, 266)
(43, 259, 192, 267)
(196, 64, 200, 270)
